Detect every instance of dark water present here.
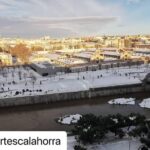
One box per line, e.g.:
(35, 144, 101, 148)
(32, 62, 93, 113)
(0, 92, 150, 131)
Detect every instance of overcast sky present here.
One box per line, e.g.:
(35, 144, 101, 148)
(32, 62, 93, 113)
(0, 0, 149, 38)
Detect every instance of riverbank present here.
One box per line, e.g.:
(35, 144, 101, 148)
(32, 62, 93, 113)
(0, 65, 149, 107)
(0, 82, 147, 107)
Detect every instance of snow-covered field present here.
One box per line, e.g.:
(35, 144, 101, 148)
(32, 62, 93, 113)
(0, 64, 149, 100)
(108, 98, 135, 105)
(58, 114, 82, 125)
(67, 136, 141, 150)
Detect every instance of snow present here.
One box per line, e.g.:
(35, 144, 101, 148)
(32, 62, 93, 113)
(0, 64, 149, 100)
(108, 96, 150, 109)
(134, 48, 150, 54)
(104, 58, 118, 61)
(67, 136, 141, 150)
(103, 51, 120, 57)
(108, 98, 135, 105)
(129, 116, 136, 121)
(74, 52, 92, 59)
(56, 49, 85, 53)
(55, 57, 86, 65)
(101, 47, 118, 51)
(58, 114, 82, 125)
(112, 118, 118, 124)
(139, 98, 150, 108)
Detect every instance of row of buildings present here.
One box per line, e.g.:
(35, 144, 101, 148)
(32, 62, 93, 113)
(0, 35, 150, 67)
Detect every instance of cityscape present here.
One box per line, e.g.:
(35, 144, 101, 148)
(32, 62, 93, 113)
(0, 35, 150, 150)
(0, 35, 150, 100)
(1, 35, 150, 66)
(0, 0, 150, 150)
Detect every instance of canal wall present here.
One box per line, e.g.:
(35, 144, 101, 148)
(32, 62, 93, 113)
(0, 82, 148, 107)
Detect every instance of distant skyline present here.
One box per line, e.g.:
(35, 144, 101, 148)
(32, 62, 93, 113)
(0, 0, 150, 38)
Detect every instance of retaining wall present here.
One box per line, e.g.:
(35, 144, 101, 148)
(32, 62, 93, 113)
(0, 83, 147, 107)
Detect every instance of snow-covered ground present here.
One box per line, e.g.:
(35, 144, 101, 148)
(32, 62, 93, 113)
(0, 64, 149, 100)
(58, 114, 82, 125)
(67, 136, 141, 150)
(139, 98, 150, 108)
(108, 98, 135, 105)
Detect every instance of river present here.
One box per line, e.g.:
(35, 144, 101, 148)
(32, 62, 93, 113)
(0, 92, 150, 131)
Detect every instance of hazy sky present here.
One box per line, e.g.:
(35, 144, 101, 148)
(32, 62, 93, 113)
(0, 0, 149, 38)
